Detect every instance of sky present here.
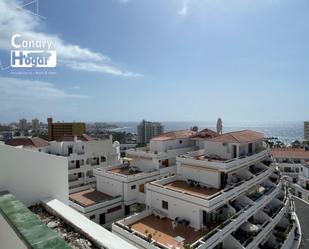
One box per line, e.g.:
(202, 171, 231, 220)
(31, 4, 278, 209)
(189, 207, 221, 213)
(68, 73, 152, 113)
(0, 0, 308, 123)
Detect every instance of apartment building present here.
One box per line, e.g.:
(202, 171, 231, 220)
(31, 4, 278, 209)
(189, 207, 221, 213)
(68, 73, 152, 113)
(271, 148, 309, 183)
(46, 134, 121, 193)
(31, 118, 40, 131)
(18, 118, 28, 131)
(137, 120, 164, 144)
(272, 148, 309, 203)
(68, 130, 204, 226)
(112, 130, 300, 249)
(5, 135, 122, 194)
(47, 117, 86, 141)
(0, 143, 137, 249)
(305, 121, 309, 141)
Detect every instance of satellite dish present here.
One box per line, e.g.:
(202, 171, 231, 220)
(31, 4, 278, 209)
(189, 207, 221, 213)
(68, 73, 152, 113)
(216, 118, 223, 134)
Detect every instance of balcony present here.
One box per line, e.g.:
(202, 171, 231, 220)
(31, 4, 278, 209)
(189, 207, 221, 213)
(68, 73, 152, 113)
(190, 182, 280, 249)
(148, 163, 275, 211)
(94, 165, 159, 183)
(178, 149, 270, 172)
(113, 209, 202, 249)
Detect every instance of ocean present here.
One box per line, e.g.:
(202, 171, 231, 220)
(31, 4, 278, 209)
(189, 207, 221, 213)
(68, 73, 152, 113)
(110, 121, 304, 144)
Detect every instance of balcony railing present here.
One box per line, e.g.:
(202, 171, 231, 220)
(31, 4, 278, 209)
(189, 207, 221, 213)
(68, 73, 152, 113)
(178, 149, 270, 171)
(191, 182, 280, 249)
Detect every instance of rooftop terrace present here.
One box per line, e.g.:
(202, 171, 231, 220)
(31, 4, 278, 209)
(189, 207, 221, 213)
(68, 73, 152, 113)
(164, 180, 220, 198)
(69, 188, 114, 207)
(131, 215, 202, 249)
(108, 166, 142, 176)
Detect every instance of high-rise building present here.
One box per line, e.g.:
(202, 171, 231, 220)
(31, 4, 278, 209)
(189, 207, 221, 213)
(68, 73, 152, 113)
(304, 121, 309, 141)
(137, 120, 163, 144)
(32, 118, 40, 131)
(47, 117, 86, 141)
(19, 118, 28, 131)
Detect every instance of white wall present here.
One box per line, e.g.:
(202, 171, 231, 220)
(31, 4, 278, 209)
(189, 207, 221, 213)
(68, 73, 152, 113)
(96, 175, 123, 197)
(0, 144, 69, 207)
(148, 190, 202, 229)
(0, 213, 27, 249)
(204, 141, 232, 159)
(178, 164, 221, 188)
(150, 138, 194, 153)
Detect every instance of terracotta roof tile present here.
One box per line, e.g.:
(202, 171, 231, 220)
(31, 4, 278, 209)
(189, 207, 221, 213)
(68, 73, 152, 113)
(271, 148, 309, 159)
(151, 130, 196, 141)
(5, 137, 49, 148)
(192, 128, 219, 139)
(206, 130, 264, 144)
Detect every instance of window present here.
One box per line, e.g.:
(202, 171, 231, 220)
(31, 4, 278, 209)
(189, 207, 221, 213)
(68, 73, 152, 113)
(139, 184, 145, 193)
(107, 205, 122, 213)
(90, 215, 95, 220)
(162, 200, 168, 210)
(101, 156, 106, 162)
(131, 185, 136, 190)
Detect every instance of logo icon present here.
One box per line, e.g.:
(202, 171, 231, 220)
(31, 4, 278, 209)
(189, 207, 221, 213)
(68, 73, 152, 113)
(10, 34, 56, 68)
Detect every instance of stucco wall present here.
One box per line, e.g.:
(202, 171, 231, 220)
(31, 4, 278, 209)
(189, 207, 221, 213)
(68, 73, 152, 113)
(0, 144, 69, 207)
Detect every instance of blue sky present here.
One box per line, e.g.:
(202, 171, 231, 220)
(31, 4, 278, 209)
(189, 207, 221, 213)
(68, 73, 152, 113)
(0, 0, 308, 123)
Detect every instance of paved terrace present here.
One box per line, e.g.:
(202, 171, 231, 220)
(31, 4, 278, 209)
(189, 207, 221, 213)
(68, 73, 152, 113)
(69, 188, 114, 207)
(164, 180, 220, 198)
(108, 166, 142, 176)
(131, 215, 202, 249)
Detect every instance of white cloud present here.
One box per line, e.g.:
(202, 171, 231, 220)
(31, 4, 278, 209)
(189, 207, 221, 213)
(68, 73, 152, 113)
(0, 0, 140, 76)
(0, 76, 88, 99)
(178, 0, 189, 16)
(117, 0, 130, 4)
(63, 60, 142, 77)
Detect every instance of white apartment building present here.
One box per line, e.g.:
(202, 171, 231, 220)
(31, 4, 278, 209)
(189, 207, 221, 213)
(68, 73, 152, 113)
(5, 135, 122, 194)
(305, 121, 309, 141)
(272, 148, 309, 203)
(112, 130, 300, 249)
(291, 161, 309, 201)
(271, 148, 309, 183)
(0, 143, 137, 249)
(68, 130, 206, 226)
(46, 134, 122, 193)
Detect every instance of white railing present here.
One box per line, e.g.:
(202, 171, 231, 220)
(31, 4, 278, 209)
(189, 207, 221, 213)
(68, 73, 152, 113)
(178, 149, 270, 171)
(94, 167, 159, 182)
(192, 184, 280, 249)
(148, 165, 275, 211)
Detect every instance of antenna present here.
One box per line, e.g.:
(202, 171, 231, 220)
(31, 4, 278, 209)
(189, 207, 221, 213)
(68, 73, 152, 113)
(216, 118, 223, 134)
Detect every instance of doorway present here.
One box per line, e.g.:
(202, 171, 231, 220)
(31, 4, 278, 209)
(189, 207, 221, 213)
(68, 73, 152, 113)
(232, 145, 237, 158)
(100, 213, 106, 225)
(248, 143, 253, 154)
(68, 147, 73, 155)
